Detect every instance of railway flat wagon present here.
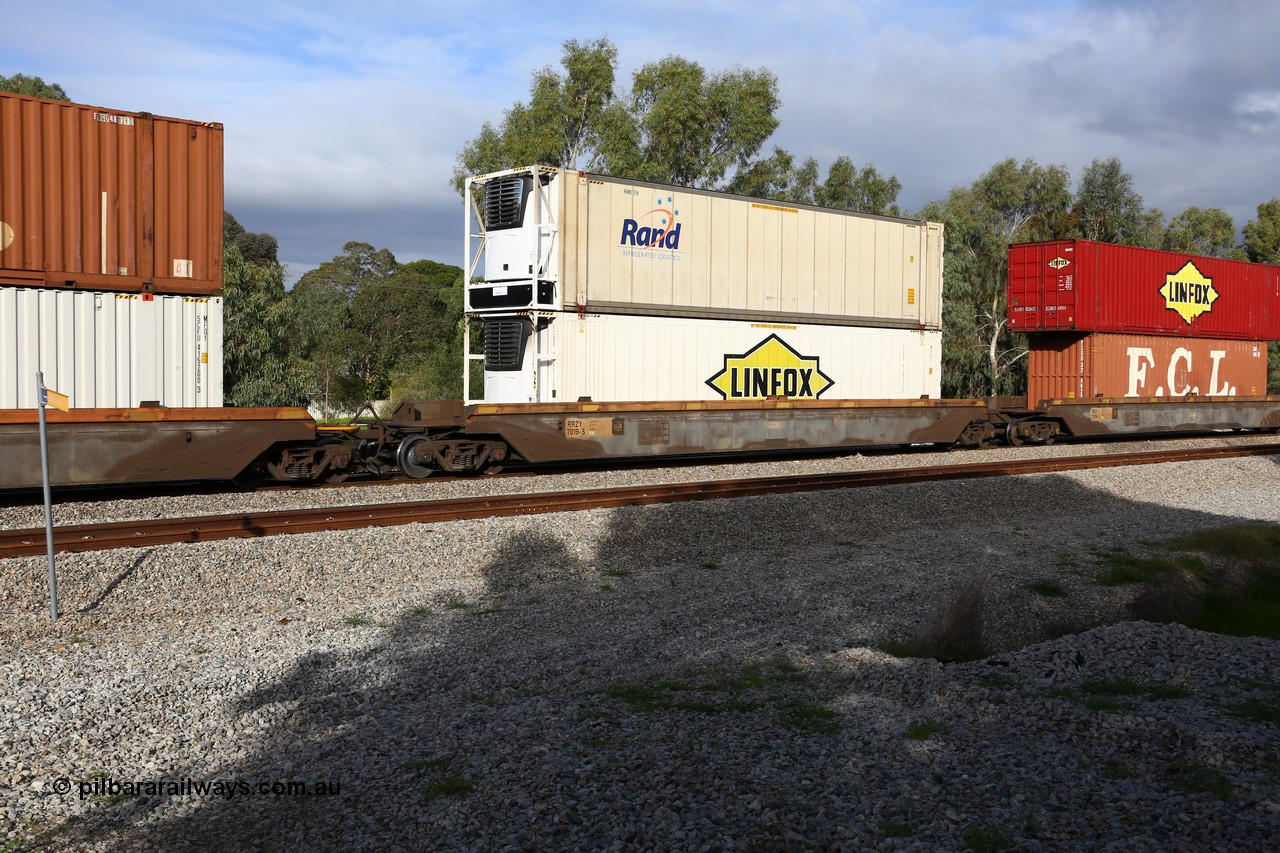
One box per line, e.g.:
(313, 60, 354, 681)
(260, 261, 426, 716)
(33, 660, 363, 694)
(465, 165, 944, 404)
(0, 407, 318, 489)
(1007, 239, 1280, 340)
(383, 397, 990, 477)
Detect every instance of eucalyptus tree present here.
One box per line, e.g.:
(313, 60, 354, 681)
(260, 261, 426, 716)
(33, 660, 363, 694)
(288, 244, 465, 415)
(921, 158, 1072, 397)
(455, 37, 780, 191)
(1162, 207, 1241, 258)
(0, 74, 68, 100)
(1242, 199, 1280, 264)
(730, 150, 903, 215)
(597, 55, 779, 189)
(454, 37, 620, 191)
(221, 243, 313, 407)
(1073, 157, 1156, 246)
(1242, 199, 1280, 393)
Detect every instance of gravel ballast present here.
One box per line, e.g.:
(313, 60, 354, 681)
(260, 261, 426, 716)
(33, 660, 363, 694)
(3, 450, 1279, 851)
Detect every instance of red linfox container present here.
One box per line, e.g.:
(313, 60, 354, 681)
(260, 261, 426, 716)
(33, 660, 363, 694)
(1026, 332, 1268, 404)
(1008, 240, 1280, 340)
(0, 91, 223, 296)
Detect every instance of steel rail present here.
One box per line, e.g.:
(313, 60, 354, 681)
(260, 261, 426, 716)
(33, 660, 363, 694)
(2, 443, 1278, 558)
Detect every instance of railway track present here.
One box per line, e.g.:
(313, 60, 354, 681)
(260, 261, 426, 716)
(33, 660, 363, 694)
(3, 442, 1278, 559)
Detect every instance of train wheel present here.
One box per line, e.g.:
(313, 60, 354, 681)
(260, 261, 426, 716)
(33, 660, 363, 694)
(1005, 419, 1026, 447)
(397, 435, 437, 479)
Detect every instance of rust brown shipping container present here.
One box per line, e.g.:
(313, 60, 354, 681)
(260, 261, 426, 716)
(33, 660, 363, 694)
(0, 91, 223, 296)
(1027, 332, 1268, 404)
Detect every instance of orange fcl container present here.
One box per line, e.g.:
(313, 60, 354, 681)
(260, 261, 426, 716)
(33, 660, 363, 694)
(1026, 332, 1268, 403)
(0, 91, 223, 296)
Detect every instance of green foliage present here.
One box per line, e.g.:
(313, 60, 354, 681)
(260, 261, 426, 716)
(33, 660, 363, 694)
(222, 241, 313, 407)
(224, 212, 279, 265)
(454, 37, 619, 190)
(602, 55, 779, 188)
(728, 148, 902, 215)
(287, 245, 464, 415)
(1270, 342, 1279, 395)
(1223, 692, 1280, 725)
(904, 718, 945, 740)
(777, 700, 841, 734)
(593, 658, 836, 732)
(387, 260, 466, 403)
(341, 613, 389, 628)
(1242, 198, 1280, 263)
(922, 158, 1070, 396)
(1079, 677, 1193, 702)
(0, 73, 68, 100)
(963, 824, 1014, 852)
(1092, 547, 1204, 586)
(1024, 578, 1068, 598)
(403, 755, 475, 802)
(1117, 525, 1280, 641)
(884, 578, 989, 661)
(1163, 207, 1240, 258)
(455, 37, 780, 191)
(1073, 156, 1155, 245)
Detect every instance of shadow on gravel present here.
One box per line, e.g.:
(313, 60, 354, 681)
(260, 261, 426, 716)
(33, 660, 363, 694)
(26, 465, 1280, 851)
(77, 549, 154, 613)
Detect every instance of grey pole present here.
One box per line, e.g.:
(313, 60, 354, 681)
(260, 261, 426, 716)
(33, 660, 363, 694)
(37, 371, 58, 621)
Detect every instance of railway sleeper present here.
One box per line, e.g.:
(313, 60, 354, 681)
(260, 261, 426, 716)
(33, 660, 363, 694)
(397, 436, 509, 478)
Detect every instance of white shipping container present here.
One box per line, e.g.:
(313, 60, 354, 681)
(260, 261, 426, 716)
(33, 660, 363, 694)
(0, 286, 222, 409)
(467, 166, 943, 331)
(476, 311, 940, 404)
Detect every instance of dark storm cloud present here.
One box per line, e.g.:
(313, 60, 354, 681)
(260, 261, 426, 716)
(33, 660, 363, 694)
(230, 202, 460, 285)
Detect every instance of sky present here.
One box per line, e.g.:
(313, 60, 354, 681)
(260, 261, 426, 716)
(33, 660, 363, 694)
(4, 0, 1280, 282)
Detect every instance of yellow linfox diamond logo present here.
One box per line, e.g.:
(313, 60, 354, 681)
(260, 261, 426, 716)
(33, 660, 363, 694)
(1048, 257, 1070, 270)
(706, 334, 833, 400)
(1160, 261, 1218, 324)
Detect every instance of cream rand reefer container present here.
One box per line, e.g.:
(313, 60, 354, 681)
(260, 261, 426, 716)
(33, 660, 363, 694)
(463, 166, 944, 404)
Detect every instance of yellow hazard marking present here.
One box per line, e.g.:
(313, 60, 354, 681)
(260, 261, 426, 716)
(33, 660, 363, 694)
(751, 202, 798, 214)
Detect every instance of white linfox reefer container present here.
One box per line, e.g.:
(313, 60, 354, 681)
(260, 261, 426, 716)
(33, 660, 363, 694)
(0, 286, 222, 408)
(481, 313, 941, 404)
(465, 165, 944, 403)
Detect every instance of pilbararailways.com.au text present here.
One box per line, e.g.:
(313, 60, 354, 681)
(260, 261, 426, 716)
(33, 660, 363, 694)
(52, 775, 340, 801)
